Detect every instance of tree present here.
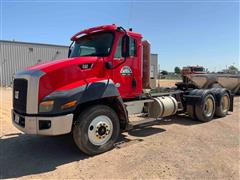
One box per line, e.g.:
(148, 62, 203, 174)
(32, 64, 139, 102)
(174, 67, 181, 74)
(161, 70, 168, 75)
(228, 65, 238, 72)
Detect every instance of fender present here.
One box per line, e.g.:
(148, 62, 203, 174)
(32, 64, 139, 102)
(39, 78, 121, 116)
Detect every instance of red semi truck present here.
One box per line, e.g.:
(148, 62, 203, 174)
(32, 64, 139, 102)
(181, 66, 206, 82)
(12, 25, 234, 155)
(181, 66, 206, 76)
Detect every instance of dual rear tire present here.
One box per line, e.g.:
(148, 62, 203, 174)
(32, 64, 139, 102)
(214, 89, 230, 117)
(187, 89, 230, 122)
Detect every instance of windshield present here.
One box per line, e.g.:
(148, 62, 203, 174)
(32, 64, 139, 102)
(69, 31, 114, 57)
(192, 67, 205, 72)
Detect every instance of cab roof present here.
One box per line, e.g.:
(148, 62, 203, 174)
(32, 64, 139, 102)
(71, 24, 142, 41)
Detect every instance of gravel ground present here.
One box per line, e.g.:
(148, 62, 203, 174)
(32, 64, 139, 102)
(0, 87, 239, 179)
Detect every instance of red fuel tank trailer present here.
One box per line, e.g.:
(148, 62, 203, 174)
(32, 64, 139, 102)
(12, 25, 234, 155)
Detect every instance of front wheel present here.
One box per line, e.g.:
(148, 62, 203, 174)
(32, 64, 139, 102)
(73, 105, 120, 155)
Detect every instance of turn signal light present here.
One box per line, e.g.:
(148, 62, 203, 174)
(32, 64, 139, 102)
(61, 100, 77, 110)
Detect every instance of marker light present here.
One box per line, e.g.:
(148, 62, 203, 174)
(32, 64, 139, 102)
(61, 100, 77, 110)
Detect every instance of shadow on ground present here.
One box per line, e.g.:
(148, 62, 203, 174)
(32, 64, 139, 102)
(0, 134, 88, 179)
(0, 115, 201, 179)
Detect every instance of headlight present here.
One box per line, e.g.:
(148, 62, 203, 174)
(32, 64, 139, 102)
(39, 100, 54, 112)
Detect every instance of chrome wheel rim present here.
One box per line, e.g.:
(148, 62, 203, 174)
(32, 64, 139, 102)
(221, 95, 229, 113)
(204, 97, 214, 117)
(88, 115, 113, 146)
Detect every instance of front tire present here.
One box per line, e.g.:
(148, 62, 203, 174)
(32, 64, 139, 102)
(73, 105, 120, 155)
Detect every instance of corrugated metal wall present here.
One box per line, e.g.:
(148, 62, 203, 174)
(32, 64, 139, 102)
(0, 41, 68, 86)
(150, 54, 158, 88)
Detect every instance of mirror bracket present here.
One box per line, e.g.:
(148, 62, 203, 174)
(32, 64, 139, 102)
(105, 62, 113, 69)
(121, 35, 130, 58)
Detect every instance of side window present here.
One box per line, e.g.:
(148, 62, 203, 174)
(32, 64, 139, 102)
(114, 37, 123, 58)
(114, 36, 137, 58)
(129, 37, 137, 57)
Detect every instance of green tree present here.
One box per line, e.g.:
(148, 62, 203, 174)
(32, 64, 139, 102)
(174, 66, 181, 74)
(161, 70, 168, 75)
(228, 65, 238, 72)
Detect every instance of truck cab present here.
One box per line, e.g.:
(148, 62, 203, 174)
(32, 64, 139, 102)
(181, 66, 207, 83)
(12, 24, 144, 148)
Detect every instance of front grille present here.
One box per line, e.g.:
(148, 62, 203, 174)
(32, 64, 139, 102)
(13, 79, 28, 114)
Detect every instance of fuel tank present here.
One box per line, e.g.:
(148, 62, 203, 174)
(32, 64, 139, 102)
(148, 96, 178, 118)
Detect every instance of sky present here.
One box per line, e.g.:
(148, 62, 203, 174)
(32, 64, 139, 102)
(1, 0, 239, 72)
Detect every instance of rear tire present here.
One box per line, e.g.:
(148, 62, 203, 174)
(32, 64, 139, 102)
(195, 93, 215, 122)
(186, 89, 200, 120)
(215, 91, 230, 117)
(186, 104, 195, 119)
(73, 105, 120, 155)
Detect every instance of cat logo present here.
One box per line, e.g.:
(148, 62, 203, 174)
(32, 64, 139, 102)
(120, 66, 132, 76)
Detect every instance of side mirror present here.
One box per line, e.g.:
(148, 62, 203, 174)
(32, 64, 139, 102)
(121, 35, 130, 57)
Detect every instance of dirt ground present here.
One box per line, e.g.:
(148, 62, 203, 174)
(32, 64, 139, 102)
(0, 86, 239, 179)
(157, 79, 181, 87)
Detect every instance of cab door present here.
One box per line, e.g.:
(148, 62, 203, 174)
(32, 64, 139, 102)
(111, 35, 139, 99)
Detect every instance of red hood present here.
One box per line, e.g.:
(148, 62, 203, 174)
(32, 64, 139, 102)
(29, 56, 104, 101)
(27, 56, 99, 73)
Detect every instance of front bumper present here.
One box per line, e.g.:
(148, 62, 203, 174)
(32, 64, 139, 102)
(12, 110, 73, 135)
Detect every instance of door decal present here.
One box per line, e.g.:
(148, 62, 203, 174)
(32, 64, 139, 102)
(120, 66, 132, 76)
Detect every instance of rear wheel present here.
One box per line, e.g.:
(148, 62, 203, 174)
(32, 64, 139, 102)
(215, 91, 230, 117)
(186, 105, 195, 119)
(73, 105, 120, 155)
(186, 89, 200, 119)
(195, 93, 215, 122)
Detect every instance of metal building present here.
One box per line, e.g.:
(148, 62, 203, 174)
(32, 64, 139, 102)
(150, 53, 158, 88)
(0, 40, 158, 87)
(0, 40, 69, 86)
